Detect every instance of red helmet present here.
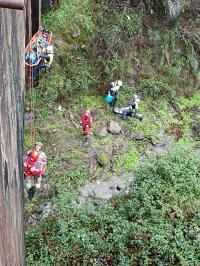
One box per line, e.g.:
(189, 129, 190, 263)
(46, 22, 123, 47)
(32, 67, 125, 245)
(30, 150, 39, 162)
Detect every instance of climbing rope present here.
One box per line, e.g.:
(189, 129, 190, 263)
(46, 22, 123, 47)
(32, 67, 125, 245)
(27, 16, 37, 146)
(29, 65, 36, 146)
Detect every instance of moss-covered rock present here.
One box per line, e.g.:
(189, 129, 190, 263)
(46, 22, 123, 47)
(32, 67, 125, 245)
(97, 152, 109, 167)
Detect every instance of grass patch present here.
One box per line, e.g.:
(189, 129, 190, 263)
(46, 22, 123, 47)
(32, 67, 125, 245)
(115, 142, 138, 172)
(178, 91, 200, 110)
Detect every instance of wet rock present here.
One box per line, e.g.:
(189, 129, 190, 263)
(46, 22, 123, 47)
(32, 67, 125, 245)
(80, 176, 129, 200)
(76, 198, 80, 204)
(107, 120, 121, 134)
(138, 129, 171, 162)
(190, 106, 200, 115)
(128, 78, 135, 86)
(166, 123, 183, 141)
(73, 197, 86, 207)
(116, 185, 121, 191)
(41, 184, 56, 198)
(169, 211, 176, 221)
(92, 112, 101, 121)
(55, 39, 68, 51)
(96, 127, 108, 137)
(193, 122, 200, 135)
(26, 214, 38, 227)
(24, 112, 34, 126)
(40, 203, 56, 219)
(71, 26, 80, 38)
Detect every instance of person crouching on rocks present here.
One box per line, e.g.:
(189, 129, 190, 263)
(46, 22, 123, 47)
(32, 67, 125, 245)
(122, 95, 142, 121)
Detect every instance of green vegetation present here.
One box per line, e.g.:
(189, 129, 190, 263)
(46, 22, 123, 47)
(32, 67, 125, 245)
(25, 0, 200, 264)
(97, 152, 109, 167)
(137, 78, 176, 100)
(115, 144, 138, 172)
(26, 142, 200, 265)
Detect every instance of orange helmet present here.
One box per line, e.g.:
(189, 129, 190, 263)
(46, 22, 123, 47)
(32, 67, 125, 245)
(30, 150, 39, 162)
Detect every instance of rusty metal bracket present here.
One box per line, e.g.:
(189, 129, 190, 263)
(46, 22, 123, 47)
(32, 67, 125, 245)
(0, 0, 25, 10)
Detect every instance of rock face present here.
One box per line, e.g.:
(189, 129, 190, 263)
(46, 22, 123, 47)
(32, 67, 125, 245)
(107, 121, 121, 134)
(80, 175, 133, 200)
(0, 8, 25, 265)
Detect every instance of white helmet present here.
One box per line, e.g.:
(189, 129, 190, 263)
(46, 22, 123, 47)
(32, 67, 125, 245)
(117, 80, 123, 87)
(46, 45, 53, 54)
(134, 95, 140, 103)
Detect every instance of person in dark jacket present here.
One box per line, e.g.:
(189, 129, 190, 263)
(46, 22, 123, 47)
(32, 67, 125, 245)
(123, 95, 141, 120)
(107, 80, 123, 107)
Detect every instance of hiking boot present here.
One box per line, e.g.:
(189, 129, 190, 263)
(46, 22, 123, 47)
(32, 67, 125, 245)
(28, 186, 36, 200)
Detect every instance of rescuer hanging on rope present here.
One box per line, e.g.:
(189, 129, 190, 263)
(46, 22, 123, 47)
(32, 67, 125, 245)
(33, 44, 54, 79)
(24, 141, 47, 200)
(34, 141, 47, 166)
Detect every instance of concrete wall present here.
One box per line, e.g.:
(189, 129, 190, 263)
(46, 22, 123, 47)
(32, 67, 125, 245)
(0, 7, 25, 266)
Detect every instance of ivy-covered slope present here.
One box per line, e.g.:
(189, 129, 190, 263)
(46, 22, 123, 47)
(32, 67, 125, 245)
(25, 1, 200, 265)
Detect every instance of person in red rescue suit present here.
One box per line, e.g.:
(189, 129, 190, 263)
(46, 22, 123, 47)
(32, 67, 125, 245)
(26, 141, 47, 167)
(34, 141, 47, 166)
(80, 109, 92, 137)
(24, 141, 47, 199)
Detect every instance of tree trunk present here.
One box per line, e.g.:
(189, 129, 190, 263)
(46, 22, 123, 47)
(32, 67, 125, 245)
(0, 7, 25, 266)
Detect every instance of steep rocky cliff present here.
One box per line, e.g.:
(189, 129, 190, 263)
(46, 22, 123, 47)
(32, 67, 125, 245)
(0, 7, 25, 265)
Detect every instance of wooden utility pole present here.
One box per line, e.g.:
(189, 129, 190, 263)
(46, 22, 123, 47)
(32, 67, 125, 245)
(0, 4, 25, 266)
(31, 0, 41, 35)
(0, 0, 25, 9)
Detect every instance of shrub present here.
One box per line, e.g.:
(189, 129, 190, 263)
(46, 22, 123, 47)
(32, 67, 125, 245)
(137, 78, 176, 100)
(43, 0, 94, 42)
(26, 141, 200, 265)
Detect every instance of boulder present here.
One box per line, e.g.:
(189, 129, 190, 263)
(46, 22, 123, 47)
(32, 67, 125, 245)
(96, 127, 108, 137)
(54, 39, 70, 53)
(107, 121, 121, 134)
